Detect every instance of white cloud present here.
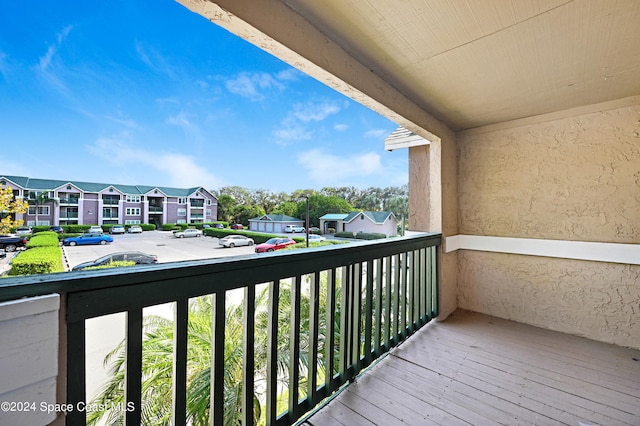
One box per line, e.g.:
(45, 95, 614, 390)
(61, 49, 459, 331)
(85, 133, 223, 189)
(276, 68, 301, 81)
(293, 101, 340, 122)
(334, 123, 349, 132)
(273, 126, 311, 145)
(38, 25, 73, 73)
(226, 72, 284, 101)
(364, 129, 387, 139)
(297, 149, 382, 184)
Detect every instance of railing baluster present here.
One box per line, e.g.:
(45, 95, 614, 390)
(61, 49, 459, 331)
(420, 248, 427, 324)
(400, 252, 407, 338)
(374, 258, 383, 356)
(325, 268, 336, 389)
(339, 266, 349, 381)
(242, 286, 255, 425)
(431, 246, 439, 317)
(352, 263, 362, 369)
(288, 276, 301, 420)
(172, 299, 188, 426)
(363, 260, 373, 366)
(266, 281, 280, 425)
(392, 254, 400, 345)
(384, 256, 392, 350)
(125, 308, 143, 425)
(210, 293, 225, 426)
(66, 318, 86, 425)
(307, 271, 320, 406)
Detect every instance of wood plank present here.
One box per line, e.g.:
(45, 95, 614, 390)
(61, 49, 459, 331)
(306, 310, 640, 426)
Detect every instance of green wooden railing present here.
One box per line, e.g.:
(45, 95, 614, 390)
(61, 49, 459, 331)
(0, 232, 440, 425)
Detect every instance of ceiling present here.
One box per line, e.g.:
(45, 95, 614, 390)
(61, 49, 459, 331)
(276, 0, 640, 131)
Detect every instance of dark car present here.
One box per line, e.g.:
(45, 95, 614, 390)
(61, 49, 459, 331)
(63, 233, 113, 246)
(255, 237, 296, 253)
(49, 226, 64, 234)
(72, 251, 158, 271)
(212, 223, 224, 229)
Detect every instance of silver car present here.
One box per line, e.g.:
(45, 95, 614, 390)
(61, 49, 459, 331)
(173, 228, 203, 238)
(219, 235, 254, 248)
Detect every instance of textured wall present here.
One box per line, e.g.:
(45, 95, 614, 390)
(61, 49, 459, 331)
(457, 104, 640, 348)
(458, 251, 640, 348)
(458, 105, 640, 243)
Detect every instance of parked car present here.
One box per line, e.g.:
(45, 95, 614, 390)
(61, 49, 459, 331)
(0, 235, 28, 252)
(285, 225, 305, 233)
(127, 225, 143, 234)
(173, 228, 203, 238)
(230, 224, 244, 230)
(63, 233, 113, 246)
(15, 226, 33, 235)
(72, 251, 158, 271)
(308, 234, 326, 242)
(212, 223, 224, 229)
(88, 226, 104, 234)
(255, 237, 296, 253)
(308, 227, 321, 234)
(49, 225, 64, 234)
(219, 235, 254, 248)
(109, 225, 126, 234)
(0, 249, 6, 259)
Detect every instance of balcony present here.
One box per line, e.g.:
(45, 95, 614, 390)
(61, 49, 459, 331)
(59, 197, 79, 205)
(102, 198, 120, 205)
(0, 233, 441, 425)
(190, 200, 204, 208)
(148, 205, 163, 213)
(59, 212, 79, 219)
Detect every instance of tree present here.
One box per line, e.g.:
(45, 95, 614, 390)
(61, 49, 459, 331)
(0, 186, 28, 234)
(216, 194, 237, 223)
(233, 204, 265, 226)
(272, 201, 298, 218)
(298, 194, 355, 226)
(27, 190, 57, 226)
(87, 279, 338, 425)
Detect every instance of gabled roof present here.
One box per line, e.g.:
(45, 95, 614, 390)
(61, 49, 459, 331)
(343, 211, 397, 224)
(319, 213, 349, 220)
(249, 214, 303, 222)
(384, 126, 430, 151)
(0, 175, 217, 200)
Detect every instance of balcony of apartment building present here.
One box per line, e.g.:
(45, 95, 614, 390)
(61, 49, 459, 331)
(1, 2, 639, 425)
(58, 194, 80, 205)
(190, 199, 205, 209)
(148, 197, 164, 214)
(101, 195, 120, 206)
(59, 208, 79, 219)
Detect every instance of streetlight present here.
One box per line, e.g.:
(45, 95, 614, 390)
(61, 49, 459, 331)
(304, 195, 309, 247)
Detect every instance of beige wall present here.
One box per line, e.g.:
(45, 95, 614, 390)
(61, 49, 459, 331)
(456, 102, 640, 348)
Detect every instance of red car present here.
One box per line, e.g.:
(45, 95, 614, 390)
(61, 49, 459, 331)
(255, 237, 296, 253)
(230, 224, 244, 230)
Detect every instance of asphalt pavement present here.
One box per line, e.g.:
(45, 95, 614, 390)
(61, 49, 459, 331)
(62, 230, 257, 271)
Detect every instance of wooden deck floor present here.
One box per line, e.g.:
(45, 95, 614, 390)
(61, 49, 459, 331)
(302, 310, 640, 426)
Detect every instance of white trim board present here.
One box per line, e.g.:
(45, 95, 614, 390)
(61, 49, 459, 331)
(444, 235, 640, 266)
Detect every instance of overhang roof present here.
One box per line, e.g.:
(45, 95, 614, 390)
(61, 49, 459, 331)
(179, 0, 640, 133)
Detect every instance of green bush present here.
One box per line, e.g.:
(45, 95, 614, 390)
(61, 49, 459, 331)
(26, 232, 60, 248)
(163, 224, 180, 231)
(334, 231, 355, 238)
(140, 224, 156, 231)
(287, 240, 348, 249)
(80, 260, 136, 271)
(9, 246, 64, 275)
(355, 232, 387, 240)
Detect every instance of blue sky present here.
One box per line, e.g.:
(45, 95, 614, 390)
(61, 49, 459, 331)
(0, 0, 406, 193)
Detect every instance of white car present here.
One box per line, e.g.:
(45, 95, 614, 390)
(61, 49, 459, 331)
(308, 234, 326, 242)
(87, 225, 104, 234)
(173, 228, 203, 238)
(219, 235, 255, 248)
(128, 225, 143, 234)
(285, 225, 305, 233)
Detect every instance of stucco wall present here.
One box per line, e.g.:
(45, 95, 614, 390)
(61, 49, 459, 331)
(456, 103, 640, 348)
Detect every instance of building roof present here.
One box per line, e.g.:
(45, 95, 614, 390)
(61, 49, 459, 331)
(249, 214, 303, 223)
(384, 126, 430, 151)
(319, 213, 349, 220)
(0, 175, 217, 199)
(343, 211, 397, 224)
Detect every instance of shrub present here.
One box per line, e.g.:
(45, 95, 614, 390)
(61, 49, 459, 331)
(9, 246, 64, 275)
(334, 231, 355, 238)
(26, 231, 60, 248)
(80, 261, 136, 271)
(163, 224, 179, 231)
(355, 232, 387, 240)
(202, 228, 294, 244)
(141, 224, 156, 231)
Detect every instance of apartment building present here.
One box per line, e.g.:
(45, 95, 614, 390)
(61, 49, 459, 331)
(1, 175, 218, 228)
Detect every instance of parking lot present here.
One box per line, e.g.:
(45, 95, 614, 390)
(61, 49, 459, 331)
(62, 230, 257, 271)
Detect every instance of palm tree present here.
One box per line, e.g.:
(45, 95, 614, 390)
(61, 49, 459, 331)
(86, 277, 341, 425)
(27, 190, 57, 226)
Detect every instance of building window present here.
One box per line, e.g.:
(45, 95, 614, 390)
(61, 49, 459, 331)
(126, 195, 141, 203)
(125, 220, 141, 225)
(206, 199, 212, 205)
(178, 198, 187, 204)
(28, 206, 50, 215)
(177, 208, 187, 217)
(177, 219, 187, 224)
(126, 208, 141, 216)
(206, 209, 212, 218)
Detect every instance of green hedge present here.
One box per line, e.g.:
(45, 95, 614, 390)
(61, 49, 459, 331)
(355, 232, 387, 240)
(334, 231, 355, 238)
(79, 260, 136, 271)
(9, 246, 64, 276)
(26, 231, 60, 248)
